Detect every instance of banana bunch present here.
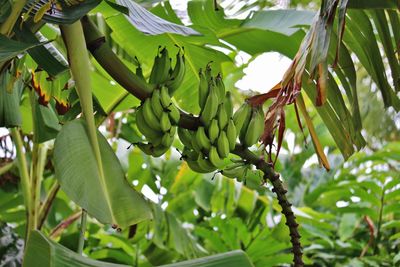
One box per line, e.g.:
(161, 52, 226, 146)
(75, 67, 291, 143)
(233, 102, 264, 148)
(178, 66, 238, 173)
(135, 86, 180, 157)
(147, 47, 185, 95)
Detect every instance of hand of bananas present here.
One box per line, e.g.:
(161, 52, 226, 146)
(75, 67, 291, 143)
(133, 48, 265, 179)
(178, 63, 265, 175)
(133, 47, 184, 157)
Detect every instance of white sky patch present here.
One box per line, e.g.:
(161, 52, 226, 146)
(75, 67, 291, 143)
(236, 52, 291, 93)
(141, 184, 159, 203)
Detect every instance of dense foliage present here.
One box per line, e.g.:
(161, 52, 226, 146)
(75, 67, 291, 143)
(0, 0, 399, 266)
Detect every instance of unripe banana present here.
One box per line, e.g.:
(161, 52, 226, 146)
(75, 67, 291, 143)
(136, 107, 163, 142)
(221, 164, 248, 180)
(208, 119, 220, 143)
(243, 106, 264, 147)
(217, 131, 230, 158)
(217, 103, 228, 129)
(197, 153, 217, 172)
(215, 73, 225, 104)
(149, 53, 161, 84)
(186, 159, 214, 173)
(160, 112, 171, 132)
(226, 119, 237, 151)
(191, 136, 202, 152)
(178, 128, 194, 149)
(150, 89, 163, 117)
(161, 131, 173, 147)
(208, 146, 225, 168)
(233, 103, 251, 136)
(224, 91, 233, 119)
(166, 50, 185, 95)
(168, 103, 180, 125)
(149, 47, 170, 85)
(200, 89, 219, 126)
(142, 98, 162, 131)
(182, 147, 199, 161)
(136, 143, 169, 157)
(195, 126, 211, 152)
(160, 86, 172, 108)
(198, 69, 209, 110)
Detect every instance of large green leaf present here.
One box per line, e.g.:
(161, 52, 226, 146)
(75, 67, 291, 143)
(24, 230, 254, 267)
(0, 34, 45, 62)
(24, 231, 127, 267)
(24, 0, 101, 25)
(53, 119, 151, 227)
(160, 250, 254, 267)
(116, 0, 199, 36)
(14, 26, 68, 77)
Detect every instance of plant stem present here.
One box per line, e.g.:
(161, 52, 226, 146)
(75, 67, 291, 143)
(373, 188, 385, 254)
(38, 181, 60, 230)
(0, 0, 27, 36)
(10, 128, 33, 239)
(0, 161, 14, 175)
(82, 17, 303, 266)
(30, 143, 47, 229)
(77, 209, 87, 254)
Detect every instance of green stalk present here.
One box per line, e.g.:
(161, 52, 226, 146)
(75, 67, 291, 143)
(61, 20, 116, 228)
(38, 181, 60, 229)
(10, 128, 33, 238)
(30, 143, 47, 229)
(0, 161, 14, 175)
(77, 209, 87, 254)
(0, 0, 27, 36)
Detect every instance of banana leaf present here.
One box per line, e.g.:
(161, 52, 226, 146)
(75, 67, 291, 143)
(53, 119, 152, 227)
(24, 0, 101, 25)
(0, 34, 46, 62)
(23, 230, 254, 267)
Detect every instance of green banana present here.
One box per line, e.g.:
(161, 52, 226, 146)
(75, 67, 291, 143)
(208, 146, 225, 168)
(191, 136, 202, 152)
(160, 86, 172, 108)
(195, 126, 211, 151)
(166, 50, 185, 95)
(168, 103, 180, 125)
(161, 131, 174, 147)
(197, 153, 217, 172)
(150, 89, 163, 117)
(215, 73, 225, 103)
(149, 47, 171, 85)
(217, 103, 228, 129)
(243, 106, 264, 147)
(217, 131, 230, 158)
(186, 159, 214, 173)
(182, 147, 199, 161)
(208, 119, 220, 143)
(233, 103, 251, 136)
(221, 164, 248, 180)
(142, 98, 162, 131)
(224, 91, 233, 119)
(198, 69, 209, 110)
(136, 107, 162, 142)
(226, 119, 237, 151)
(178, 128, 194, 149)
(160, 112, 171, 132)
(200, 89, 219, 126)
(136, 143, 169, 157)
(149, 53, 161, 84)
